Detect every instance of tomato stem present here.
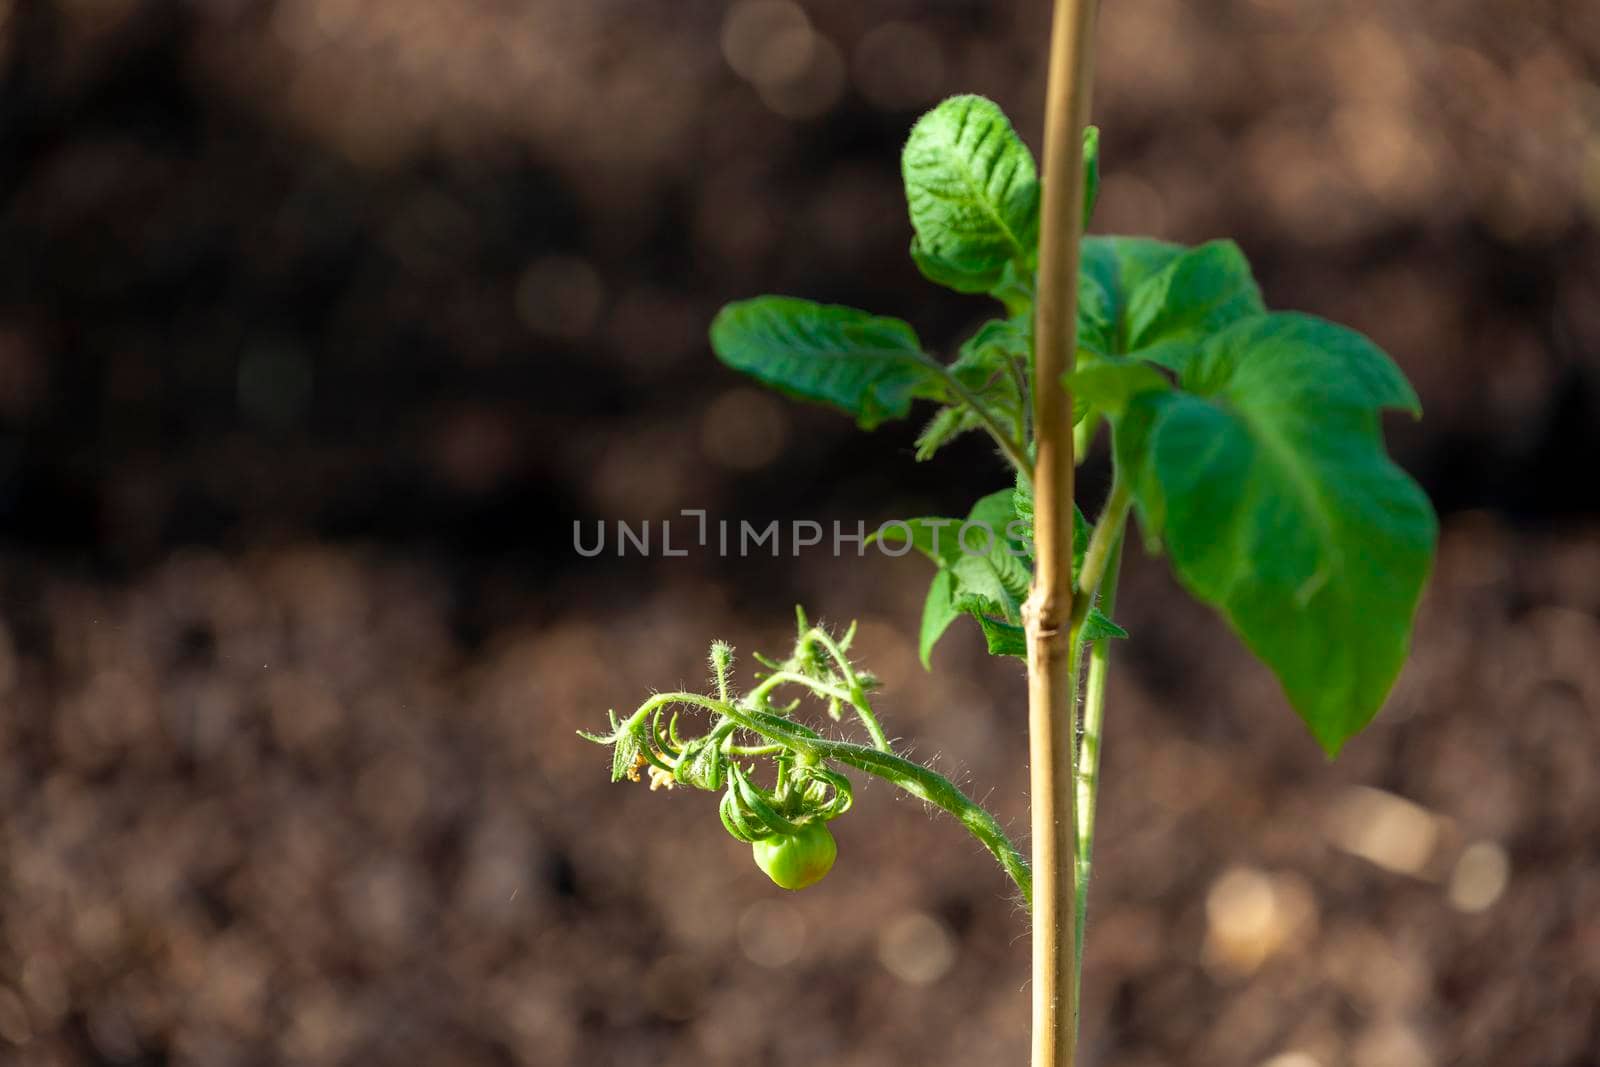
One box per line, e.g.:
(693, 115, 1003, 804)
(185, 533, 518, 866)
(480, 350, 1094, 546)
(920, 352, 1034, 485)
(1075, 528, 1123, 982)
(607, 688, 1032, 903)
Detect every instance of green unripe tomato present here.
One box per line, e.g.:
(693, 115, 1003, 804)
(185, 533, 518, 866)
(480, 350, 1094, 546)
(752, 821, 836, 890)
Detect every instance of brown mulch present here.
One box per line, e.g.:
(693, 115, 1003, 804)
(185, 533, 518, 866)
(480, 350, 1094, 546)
(1, 515, 1597, 1065)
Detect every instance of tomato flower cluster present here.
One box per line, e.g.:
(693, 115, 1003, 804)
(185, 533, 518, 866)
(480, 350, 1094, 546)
(581, 610, 1033, 899)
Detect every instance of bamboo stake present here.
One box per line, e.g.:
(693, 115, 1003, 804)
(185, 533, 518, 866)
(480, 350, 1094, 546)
(1026, 0, 1098, 1064)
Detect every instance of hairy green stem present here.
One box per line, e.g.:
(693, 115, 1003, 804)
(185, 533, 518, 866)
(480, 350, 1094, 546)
(1072, 414, 1097, 467)
(1008, 354, 1034, 445)
(613, 692, 1032, 903)
(752, 664, 889, 754)
(1070, 477, 1131, 629)
(801, 627, 891, 751)
(751, 671, 855, 708)
(820, 736, 1033, 905)
(1073, 529, 1122, 978)
(726, 743, 786, 757)
(923, 355, 1034, 483)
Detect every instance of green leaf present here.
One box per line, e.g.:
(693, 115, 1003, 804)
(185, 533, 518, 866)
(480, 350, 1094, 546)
(910, 238, 999, 295)
(675, 734, 727, 790)
(1064, 358, 1171, 418)
(1011, 475, 1090, 577)
(883, 490, 1036, 664)
(872, 516, 966, 566)
(710, 297, 945, 429)
(951, 317, 1031, 390)
(949, 555, 1023, 621)
(1082, 608, 1128, 641)
(1076, 237, 1263, 363)
(1012, 475, 1033, 543)
(1078, 236, 1185, 355)
(1124, 240, 1265, 366)
(1075, 501, 1091, 575)
(914, 406, 981, 461)
(903, 95, 1039, 293)
(883, 495, 1030, 606)
(973, 606, 1121, 657)
(612, 725, 643, 782)
(1114, 312, 1435, 754)
(955, 490, 1033, 612)
(896, 487, 1112, 665)
(1072, 238, 1262, 447)
(919, 569, 962, 667)
(915, 317, 1030, 461)
(1077, 269, 1117, 358)
(973, 614, 1027, 658)
(989, 259, 1036, 318)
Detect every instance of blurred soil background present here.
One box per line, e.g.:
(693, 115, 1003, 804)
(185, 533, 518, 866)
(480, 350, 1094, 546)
(1, 1, 1598, 1065)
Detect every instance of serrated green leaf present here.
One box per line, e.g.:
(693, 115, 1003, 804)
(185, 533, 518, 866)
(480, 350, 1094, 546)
(903, 95, 1039, 293)
(966, 603, 1119, 656)
(1012, 475, 1033, 545)
(950, 553, 1025, 621)
(972, 613, 1027, 658)
(950, 578, 1122, 661)
(955, 490, 1033, 613)
(885, 489, 1036, 664)
(1082, 608, 1128, 641)
(1013, 475, 1032, 517)
(914, 405, 983, 461)
(710, 297, 946, 429)
(897, 486, 1110, 666)
(1114, 312, 1435, 754)
(872, 516, 966, 566)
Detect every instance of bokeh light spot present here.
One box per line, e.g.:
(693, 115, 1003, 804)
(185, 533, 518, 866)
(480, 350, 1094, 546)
(737, 899, 806, 968)
(721, 1, 814, 87)
(1447, 840, 1509, 913)
(877, 911, 957, 986)
(701, 388, 789, 471)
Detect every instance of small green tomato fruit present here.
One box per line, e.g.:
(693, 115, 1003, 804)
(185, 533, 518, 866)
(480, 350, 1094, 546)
(752, 821, 836, 890)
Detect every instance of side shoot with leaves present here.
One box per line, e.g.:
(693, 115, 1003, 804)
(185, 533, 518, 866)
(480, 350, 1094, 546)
(583, 89, 1435, 982)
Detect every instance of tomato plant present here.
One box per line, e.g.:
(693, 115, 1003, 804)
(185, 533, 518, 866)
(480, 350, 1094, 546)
(583, 5, 1435, 1065)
